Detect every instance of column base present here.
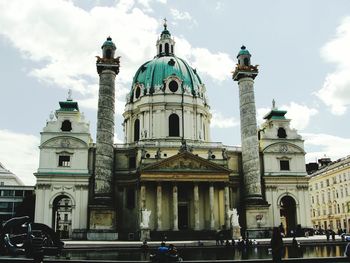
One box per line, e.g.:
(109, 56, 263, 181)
(88, 204, 117, 240)
(245, 202, 270, 239)
(140, 228, 151, 241)
(231, 226, 242, 240)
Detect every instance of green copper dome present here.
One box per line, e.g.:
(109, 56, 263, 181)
(130, 55, 203, 98)
(237, 45, 250, 57)
(101, 36, 116, 49)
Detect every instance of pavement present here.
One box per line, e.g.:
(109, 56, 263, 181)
(63, 235, 347, 249)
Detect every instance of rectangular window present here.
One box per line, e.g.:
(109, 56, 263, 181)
(64, 214, 68, 221)
(15, 190, 23, 197)
(326, 179, 330, 187)
(58, 155, 70, 167)
(280, 160, 290, 170)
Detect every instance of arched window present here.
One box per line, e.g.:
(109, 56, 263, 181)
(52, 195, 72, 238)
(277, 127, 287, 138)
(134, 119, 140, 142)
(165, 43, 169, 55)
(169, 114, 179, 137)
(135, 86, 141, 99)
(171, 45, 174, 53)
(159, 44, 162, 54)
(169, 80, 178, 92)
(61, 120, 72, 132)
(244, 57, 249, 66)
(105, 49, 112, 59)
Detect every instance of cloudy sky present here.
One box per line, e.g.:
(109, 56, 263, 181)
(1, 0, 350, 185)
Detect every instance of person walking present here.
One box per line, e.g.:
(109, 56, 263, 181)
(271, 227, 284, 263)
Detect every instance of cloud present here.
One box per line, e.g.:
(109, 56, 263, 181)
(0, 0, 158, 111)
(210, 110, 239, 128)
(170, 8, 194, 22)
(0, 0, 232, 116)
(257, 102, 318, 131)
(215, 2, 223, 10)
(283, 102, 318, 130)
(302, 132, 350, 163)
(0, 130, 39, 185)
(176, 38, 235, 82)
(316, 16, 350, 115)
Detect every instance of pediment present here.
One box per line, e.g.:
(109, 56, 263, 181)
(41, 136, 88, 149)
(262, 142, 305, 154)
(141, 151, 231, 174)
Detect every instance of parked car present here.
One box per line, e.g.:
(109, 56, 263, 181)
(341, 233, 350, 241)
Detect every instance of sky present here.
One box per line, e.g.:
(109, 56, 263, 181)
(1, 0, 350, 185)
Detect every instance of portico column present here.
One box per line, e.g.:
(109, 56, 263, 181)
(209, 184, 215, 230)
(173, 184, 178, 231)
(224, 185, 230, 229)
(157, 183, 162, 230)
(194, 184, 200, 230)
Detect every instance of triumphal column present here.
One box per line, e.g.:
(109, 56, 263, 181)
(232, 46, 270, 238)
(88, 37, 120, 240)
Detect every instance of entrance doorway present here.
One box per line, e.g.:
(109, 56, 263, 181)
(280, 196, 297, 236)
(52, 195, 72, 239)
(178, 203, 188, 230)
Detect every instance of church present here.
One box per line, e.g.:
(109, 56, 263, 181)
(34, 22, 311, 240)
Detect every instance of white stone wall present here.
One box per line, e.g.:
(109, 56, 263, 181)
(124, 89, 211, 143)
(35, 102, 92, 232)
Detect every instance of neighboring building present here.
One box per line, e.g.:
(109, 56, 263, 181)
(308, 156, 350, 232)
(34, 22, 311, 240)
(0, 162, 35, 224)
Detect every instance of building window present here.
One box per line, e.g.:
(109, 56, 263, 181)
(64, 214, 68, 221)
(280, 160, 290, 170)
(277, 127, 287, 138)
(169, 113, 180, 137)
(165, 43, 169, 55)
(58, 155, 71, 167)
(159, 44, 162, 54)
(126, 189, 135, 209)
(61, 120, 72, 132)
(135, 86, 141, 99)
(169, 80, 178, 92)
(0, 182, 3, 186)
(134, 119, 140, 142)
(244, 57, 249, 66)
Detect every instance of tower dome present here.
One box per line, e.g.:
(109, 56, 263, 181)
(123, 22, 211, 144)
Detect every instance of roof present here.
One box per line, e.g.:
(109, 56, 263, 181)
(0, 162, 24, 186)
(237, 45, 251, 58)
(130, 55, 202, 98)
(58, 100, 79, 112)
(101, 36, 116, 50)
(263, 109, 287, 120)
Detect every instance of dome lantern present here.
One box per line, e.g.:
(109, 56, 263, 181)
(156, 18, 175, 57)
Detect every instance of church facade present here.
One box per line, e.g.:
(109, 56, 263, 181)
(34, 23, 311, 240)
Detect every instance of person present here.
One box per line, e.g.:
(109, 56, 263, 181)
(345, 242, 350, 258)
(271, 227, 284, 263)
(141, 240, 149, 250)
(326, 230, 330, 241)
(331, 230, 335, 241)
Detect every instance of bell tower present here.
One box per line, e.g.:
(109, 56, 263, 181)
(88, 37, 120, 240)
(232, 46, 270, 238)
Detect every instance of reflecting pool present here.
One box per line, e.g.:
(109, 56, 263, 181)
(57, 244, 347, 261)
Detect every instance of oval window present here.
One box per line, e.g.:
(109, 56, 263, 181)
(135, 87, 141, 99)
(169, 80, 178, 93)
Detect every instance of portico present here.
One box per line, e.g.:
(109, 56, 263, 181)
(139, 151, 233, 233)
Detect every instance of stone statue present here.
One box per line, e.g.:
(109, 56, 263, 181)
(228, 208, 239, 227)
(140, 209, 151, 229)
(222, 148, 228, 160)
